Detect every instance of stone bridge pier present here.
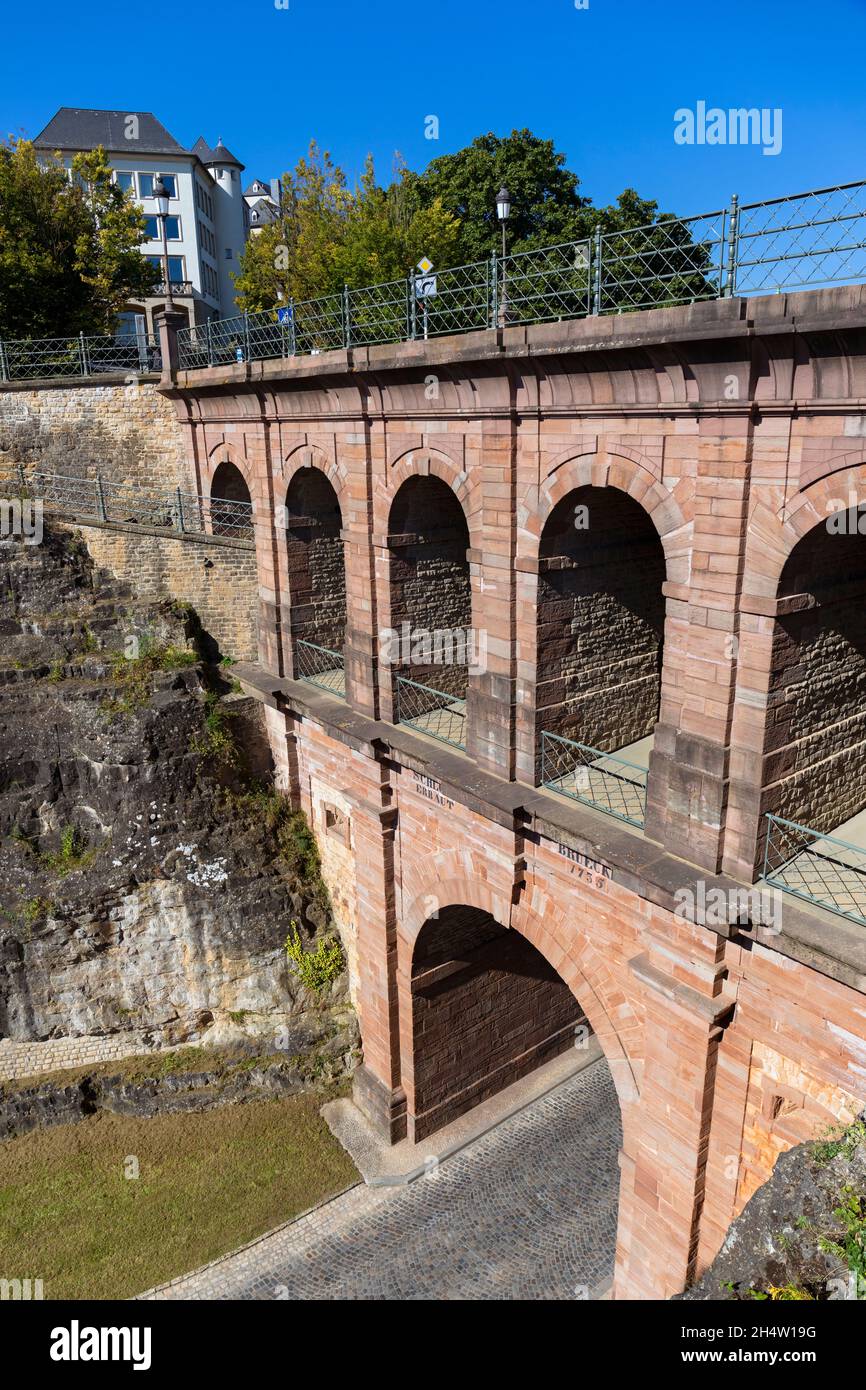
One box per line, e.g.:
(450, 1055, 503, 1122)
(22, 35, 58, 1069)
(158, 288, 866, 1299)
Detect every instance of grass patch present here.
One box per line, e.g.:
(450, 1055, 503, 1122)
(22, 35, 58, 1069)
(100, 641, 199, 716)
(0, 1091, 358, 1300)
(285, 921, 344, 994)
(190, 691, 239, 766)
(813, 1118, 866, 1166)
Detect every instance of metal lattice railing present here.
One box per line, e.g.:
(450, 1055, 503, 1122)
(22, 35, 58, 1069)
(295, 639, 346, 698)
(734, 182, 866, 296)
(501, 240, 592, 323)
(540, 730, 648, 828)
(168, 177, 866, 373)
(177, 491, 255, 538)
(596, 209, 726, 312)
(3, 466, 254, 542)
(0, 332, 161, 382)
(762, 812, 866, 927)
(395, 675, 466, 750)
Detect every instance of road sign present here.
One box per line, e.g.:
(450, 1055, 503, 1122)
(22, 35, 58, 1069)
(417, 256, 434, 274)
(277, 306, 293, 324)
(415, 274, 438, 299)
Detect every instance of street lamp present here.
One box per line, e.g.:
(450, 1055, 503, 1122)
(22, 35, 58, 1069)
(496, 185, 511, 258)
(496, 185, 512, 327)
(152, 175, 174, 311)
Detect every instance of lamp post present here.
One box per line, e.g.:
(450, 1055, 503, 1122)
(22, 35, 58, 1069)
(152, 175, 174, 311)
(496, 184, 511, 259)
(496, 185, 512, 327)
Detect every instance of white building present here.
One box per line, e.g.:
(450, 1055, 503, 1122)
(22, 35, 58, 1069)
(34, 109, 254, 332)
(243, 177, 281, 236)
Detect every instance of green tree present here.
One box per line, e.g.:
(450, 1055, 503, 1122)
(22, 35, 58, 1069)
(410, 131, 714, 306)
(233, 143, 351, 313)
(234, 148, 461, 315)
(0, 138, 157, 339)
(407, 128, 590, 263)
(234, 129, 714, 320)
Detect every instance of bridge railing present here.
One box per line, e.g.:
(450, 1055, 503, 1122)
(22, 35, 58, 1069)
(762, 812, 866, 927)
(170, 177, 866, 372)
(295, 639, 347, 698)
(0, 332, 162, 382)
(395, 675, 467, 750)
(0, 465, 255, 541)
(540, 731, 648, 828)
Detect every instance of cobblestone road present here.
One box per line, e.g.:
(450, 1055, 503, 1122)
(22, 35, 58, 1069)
(146, 1059, 621, 1301)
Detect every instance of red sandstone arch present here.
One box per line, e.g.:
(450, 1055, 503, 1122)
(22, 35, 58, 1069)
(282, 442, 348, 514)
(742, 461, 866, 600)
(382, 446, 481, 535)
(529, 450, 691, 585)
(724, 462, 866, 879)
(205, 440, 253, 492)
(398, 855, 641, 1123)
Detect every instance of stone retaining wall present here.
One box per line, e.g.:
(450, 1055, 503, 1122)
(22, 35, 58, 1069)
(0, 378, 192, 494)
(0, 1031, 159, 1082)
(54, 519, 259, 663)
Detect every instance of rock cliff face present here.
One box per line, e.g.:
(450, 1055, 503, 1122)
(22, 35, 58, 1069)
(0, 529, 357, 1064)
(681, 1120, 866, 1301)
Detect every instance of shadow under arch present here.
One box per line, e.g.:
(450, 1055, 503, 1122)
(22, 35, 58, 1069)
(757, 507, 866, 879)
(399, 863, 640, 1142)
(386, 473, 473, 747)
(209, 459, 253, 539)
(534, 484, 667, 803)
(284, 466, 347, 687)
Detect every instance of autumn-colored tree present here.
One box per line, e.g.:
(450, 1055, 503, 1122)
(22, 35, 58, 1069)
(0, 139, 157, 338)
(233, 145, 460, 314)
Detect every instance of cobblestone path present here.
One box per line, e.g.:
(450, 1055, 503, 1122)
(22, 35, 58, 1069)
(146, 1059, 621, 1301)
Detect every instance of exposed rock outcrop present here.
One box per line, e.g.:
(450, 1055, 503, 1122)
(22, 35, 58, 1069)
(0, 529, 357, 1064)
(681, 1121, 866, 1300)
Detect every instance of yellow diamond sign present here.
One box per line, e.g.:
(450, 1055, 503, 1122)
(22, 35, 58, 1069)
(417, 256, 434, 274)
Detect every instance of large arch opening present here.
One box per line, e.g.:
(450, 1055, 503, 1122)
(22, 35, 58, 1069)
(410, 904, 588, 1141)
(285, 467, 347, 697)
(535, 486, 666, 827)
(209, 460, 253, 539)
(760, 515, 866, 921)
(388, 476, 471, 749)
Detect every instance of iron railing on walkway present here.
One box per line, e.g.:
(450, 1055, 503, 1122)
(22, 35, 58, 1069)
(395, 675, 466, 750)
(540, 730, 648, 828)
(173, 178, 866, 371)
(0, 332, 161, 382)
(762, 812, 866, 927)
(295, 639, 346, 698)
(2, 466, 254, 541)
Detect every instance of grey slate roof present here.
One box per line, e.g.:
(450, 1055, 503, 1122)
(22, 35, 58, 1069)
(34, 108, 187, 156)
(191, 136, 244, 169)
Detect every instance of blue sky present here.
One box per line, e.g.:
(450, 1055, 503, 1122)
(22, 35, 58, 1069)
(3, 0, 865, 216)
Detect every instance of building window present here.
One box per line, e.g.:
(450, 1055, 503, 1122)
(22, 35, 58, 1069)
(143, 216, 179, 240)
(116, 171, 135, 193)
(146, 254, 185, 284)
(225, 248, 232, 259)
(139, 173, 177, 199)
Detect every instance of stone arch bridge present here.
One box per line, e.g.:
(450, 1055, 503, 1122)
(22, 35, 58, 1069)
(155, 287, 866, 1300)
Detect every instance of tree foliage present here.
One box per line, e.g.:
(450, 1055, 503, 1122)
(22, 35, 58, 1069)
(0, 138, 158, 339)
(234, 144, 461, 314)
(234, 129, 714, 317)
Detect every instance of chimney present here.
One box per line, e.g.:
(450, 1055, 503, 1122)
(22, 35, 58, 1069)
(270, 177, 282, 209)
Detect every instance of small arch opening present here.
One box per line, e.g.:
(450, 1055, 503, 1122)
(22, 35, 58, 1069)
(209, 460, 253, 539)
